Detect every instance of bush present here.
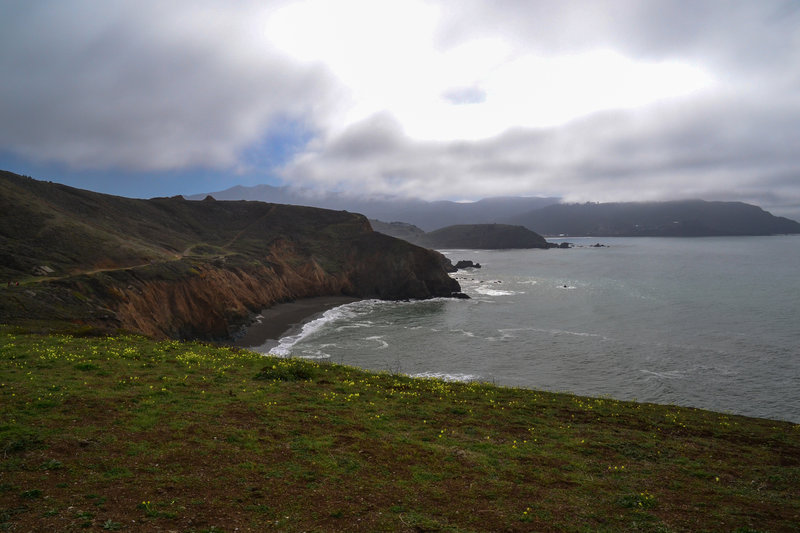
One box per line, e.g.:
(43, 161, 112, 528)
(253, 359, 317, 382)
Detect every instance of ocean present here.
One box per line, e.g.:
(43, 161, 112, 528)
(247, 236, 800, 423)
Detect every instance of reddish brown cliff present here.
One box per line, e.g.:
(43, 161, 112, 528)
(0, 172, 461, 339)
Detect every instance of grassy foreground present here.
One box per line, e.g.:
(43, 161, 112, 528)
(1, 328, 798, 532)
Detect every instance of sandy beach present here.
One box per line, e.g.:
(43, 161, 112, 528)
(232, 296, 360, 349)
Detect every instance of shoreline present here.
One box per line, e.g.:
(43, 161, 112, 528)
(232, 296, 360, 350)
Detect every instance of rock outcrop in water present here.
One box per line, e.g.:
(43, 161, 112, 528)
(454, 260, 481, 269)
(0, 171, 461, 339)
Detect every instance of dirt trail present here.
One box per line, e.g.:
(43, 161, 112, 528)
(13, 205, 279, 287)
(18, 244, 203, 286)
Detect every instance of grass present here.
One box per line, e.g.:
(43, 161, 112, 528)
(1, 326, 798, 532)
(1, 171, 461, 340)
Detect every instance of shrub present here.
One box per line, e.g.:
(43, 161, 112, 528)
(253, 359, 317, 381)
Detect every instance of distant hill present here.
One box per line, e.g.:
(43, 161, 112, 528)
(371, 221, 551, 249)
(0, 170, 460, 339)
(188, 184, 799, 237)
(510, 200, 800, 237)
(187, 184, 559, 231)
(424, 224, 551, 249)
(369, 220, 427, 244)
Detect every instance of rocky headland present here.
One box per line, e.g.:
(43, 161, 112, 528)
(371, 221, 554, 249)
(0, 171, 461, 339)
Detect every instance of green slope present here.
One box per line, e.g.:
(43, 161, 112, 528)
(0, 171, 460, 338)
(511, 200, 800, 237)
(1, 329, 798, 532)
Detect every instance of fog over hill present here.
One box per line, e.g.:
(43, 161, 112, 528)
(509, 200, 800, 237)
(187, 184, 559, 232)
(190, 184, 800, 237)
(370, 221, 552, 250)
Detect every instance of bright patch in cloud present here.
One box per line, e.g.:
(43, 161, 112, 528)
(266, 1, 713, 142)
(7, 1, 795, 219)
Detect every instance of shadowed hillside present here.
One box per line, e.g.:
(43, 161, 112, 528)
(510, 200, 800, 236)
(369, 220, 428, 244)
(422, 224, 551, 249)
(0, 171, 461, 338)
(371, 221, 552, 249)
(189, 184, 559, 231)
(189, 185, 800, 238)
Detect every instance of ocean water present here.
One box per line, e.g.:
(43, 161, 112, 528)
(253, 236, 800, 423)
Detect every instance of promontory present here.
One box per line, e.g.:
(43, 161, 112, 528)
(0, 171, 461, 339)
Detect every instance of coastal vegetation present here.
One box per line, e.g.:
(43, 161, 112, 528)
(371, 222, 552, 250)
(0, 171, 460, 339)
(190, 183, 800, 237)
(188, 184, 559, 232)
(2, 327, 798, 532)
(2, 170, 799, 530)
(509, 200, 800, 237)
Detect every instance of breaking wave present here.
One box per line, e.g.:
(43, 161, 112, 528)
(408, 371, 481, 383)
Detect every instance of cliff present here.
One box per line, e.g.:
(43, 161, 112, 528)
(0, 171, 461, 339)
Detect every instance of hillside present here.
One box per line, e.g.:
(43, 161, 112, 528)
(371, 221, 552, 250)
(368, 220, 427, 244)
(0, 171, 461, 339)
(189, 184, 559, 231)
(2, 330, 798, 531)
(511, 200, 800, 237)
(189, 185, 800, 237)
(422, 224, 551, 249)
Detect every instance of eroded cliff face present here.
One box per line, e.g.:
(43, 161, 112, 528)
(110, 261, 351, 339)
(6, 235, 460, 340)
(345, 232, 461, 300)
(112, 244, 457, 338)
(0, 174, 461, 339)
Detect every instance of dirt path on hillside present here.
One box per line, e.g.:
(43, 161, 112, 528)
(16, 244, 204, 286)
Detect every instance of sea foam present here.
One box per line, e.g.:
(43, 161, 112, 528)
(266, 301, 364, 357)
(409, 371, 480, 383)
(475, 286, 516, 296)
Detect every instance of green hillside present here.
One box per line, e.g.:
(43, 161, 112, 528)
(371, 221, 552, 249)
(1, 329, 797, 531)
(511, 200, 800, 237)
(0, 171, 460, 338)
(1, 170, 377, 279)
(423, 224, 550, 249)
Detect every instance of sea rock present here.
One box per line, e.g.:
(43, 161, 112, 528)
(455, 260, 482, 269)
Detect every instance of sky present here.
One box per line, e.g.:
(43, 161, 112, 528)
(1, 0, 799, 220)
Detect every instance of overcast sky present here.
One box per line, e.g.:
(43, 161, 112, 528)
(1, 0, 799, 219)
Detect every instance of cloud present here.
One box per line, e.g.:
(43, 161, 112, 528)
(275, 0, 800, 217)
(0, 0, 798, 219)
(0, 0, 331, 171)
(281, 94, 800, 217)
(434, 1, 800, 72)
